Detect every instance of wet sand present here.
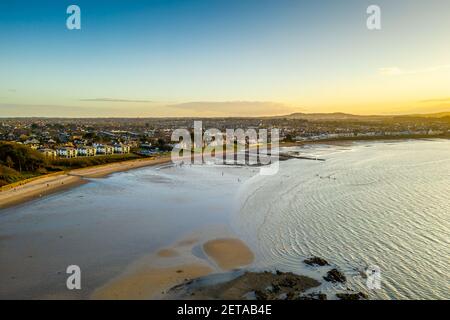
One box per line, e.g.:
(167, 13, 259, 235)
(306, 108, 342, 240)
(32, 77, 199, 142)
(203, 238, 255, 270)
(92, 232, 255, 300)
(0, 174, 86, 209)
(157, 248, 179, 258)
(0, 156, 171, 209)
(0, 146, 267, 209)
(69, 156, 172, 178)
(92, 264, 213, 300)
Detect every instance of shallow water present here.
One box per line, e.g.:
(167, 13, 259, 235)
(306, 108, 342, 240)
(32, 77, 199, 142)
(0, 139, 449, 299)
(235, 139, 450, 299)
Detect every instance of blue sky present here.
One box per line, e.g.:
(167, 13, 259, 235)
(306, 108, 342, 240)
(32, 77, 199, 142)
(1, 0, 449, 116)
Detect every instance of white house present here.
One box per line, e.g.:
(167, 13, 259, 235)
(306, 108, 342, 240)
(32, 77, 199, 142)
(113, 144, 131, 154)
(96, 144, 114, 155)
(38, 148, 57, 158)
(57, 147, 77, 158)
(24, 138, 40, 150)
(77, 146, 97, 157)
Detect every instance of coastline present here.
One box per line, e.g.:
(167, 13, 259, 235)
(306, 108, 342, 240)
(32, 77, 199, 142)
(0, 155, 172, 209)
(2, 137, 447, 210)
(4, 139, 443, 299)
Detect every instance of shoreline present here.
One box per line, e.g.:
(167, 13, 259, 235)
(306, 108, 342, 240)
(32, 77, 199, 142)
(2, 137, 447, 210)
(279, 135, 449, 148)
(0, 155, 172, 209)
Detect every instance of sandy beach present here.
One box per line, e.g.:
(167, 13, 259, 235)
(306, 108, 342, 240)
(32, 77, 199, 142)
(91, 263, 214, 300)
(203, 238, 254, 270)
(0, 156, 171, 209)
(92, 231, 255, 300)
(0, 152, 257, 300)
(0, 174, 86, 209)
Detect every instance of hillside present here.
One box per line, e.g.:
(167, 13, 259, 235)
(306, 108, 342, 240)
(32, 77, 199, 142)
(273, 111, 450, 121)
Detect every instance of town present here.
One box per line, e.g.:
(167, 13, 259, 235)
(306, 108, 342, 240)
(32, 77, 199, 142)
(1, 112, 449, 161)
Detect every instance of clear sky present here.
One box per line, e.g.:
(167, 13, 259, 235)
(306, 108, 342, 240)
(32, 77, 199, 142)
(1, 0, 449, 117)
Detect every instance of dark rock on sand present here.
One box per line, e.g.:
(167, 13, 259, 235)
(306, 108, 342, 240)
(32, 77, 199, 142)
(297, 292, 327, 300)
(336, 292, 368, 300)
(168, 270, 321, 300)
(304, 256, 330, 267)
(254, 290, 270, 300)
(323, 268, 346, 283)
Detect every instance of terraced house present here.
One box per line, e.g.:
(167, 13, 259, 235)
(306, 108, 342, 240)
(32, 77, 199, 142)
(113, 143, 131, 154)
(38, 148, 57, 158)
(95, 144, 114, 155)
(56, 147, 77, 158)
(77, 146, 97, 157)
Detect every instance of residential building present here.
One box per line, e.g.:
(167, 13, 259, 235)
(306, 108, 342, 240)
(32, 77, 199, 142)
(77, 146, 97, 157)
(24, 138, 40, 150)
(113, 143, 131, 154)
(38, 148, 57, 158)
(96, 144, 114, 155)
(57, 147, 77, 158)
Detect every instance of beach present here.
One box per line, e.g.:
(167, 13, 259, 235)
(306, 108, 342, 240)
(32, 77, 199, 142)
(92, 233, 255, 300)
(0, 151, 259, 299)
(0, 141, 350, 209)
(0, 155, 171, 209)
(1, 140, 449, 300)
(0, 160, 258, 299)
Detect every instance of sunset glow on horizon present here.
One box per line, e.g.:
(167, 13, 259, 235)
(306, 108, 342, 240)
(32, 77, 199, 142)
(1, 0, 449, 117)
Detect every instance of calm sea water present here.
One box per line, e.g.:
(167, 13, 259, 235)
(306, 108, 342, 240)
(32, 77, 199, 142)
(0, 139, 448, 299)
(235, 139, 450, 299)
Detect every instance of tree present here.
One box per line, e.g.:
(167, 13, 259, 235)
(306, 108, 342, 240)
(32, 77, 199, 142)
(83, 132, 96, 139)
(0, 142, 46, 173)
(5, 156, 14, 168)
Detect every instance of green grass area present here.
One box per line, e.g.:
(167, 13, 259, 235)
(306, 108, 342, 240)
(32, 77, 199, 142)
(50, 153, 143, 169)
(0, 165, 46, 187)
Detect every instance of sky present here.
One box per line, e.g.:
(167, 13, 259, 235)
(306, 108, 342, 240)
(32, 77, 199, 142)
(1, 0, 450, 117)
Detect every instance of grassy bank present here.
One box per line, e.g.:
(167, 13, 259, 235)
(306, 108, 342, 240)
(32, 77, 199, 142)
(50, 153, 142, 169)
(0, 141, 147, 186)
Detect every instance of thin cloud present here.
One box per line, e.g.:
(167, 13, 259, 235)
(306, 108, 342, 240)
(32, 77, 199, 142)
(166, 101, 297, 117)
(0, 102, 298, 117)
(80, 98, 154, 103)
(420, 97, 450, 103)
(0, 103, 124, 117)
(379, 64, 450, 76)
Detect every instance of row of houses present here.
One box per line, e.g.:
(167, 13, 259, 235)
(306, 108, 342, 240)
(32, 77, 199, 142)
(38, 144, 131, 158)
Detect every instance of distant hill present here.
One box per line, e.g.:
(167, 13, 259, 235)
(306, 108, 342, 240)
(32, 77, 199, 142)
(0, 110, 449, 121)
(273, 111, 450, 121)
(405, 112, 450, 118)
(281, 112, 381, 121)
